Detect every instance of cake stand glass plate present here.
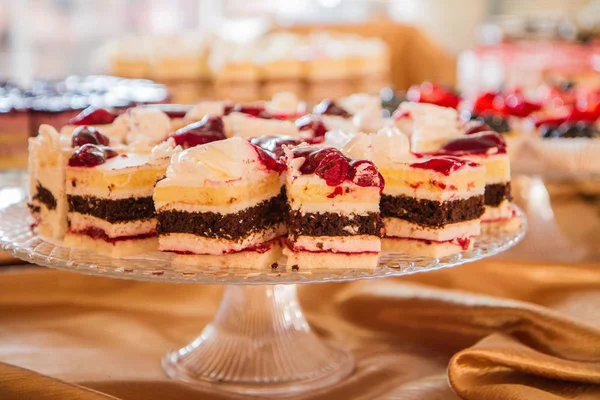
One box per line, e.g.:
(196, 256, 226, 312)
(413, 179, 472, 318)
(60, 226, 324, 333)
(0, 201, 526, 397)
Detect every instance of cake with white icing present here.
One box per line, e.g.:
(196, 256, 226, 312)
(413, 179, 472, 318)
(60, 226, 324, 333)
(154, 137, 286, 268)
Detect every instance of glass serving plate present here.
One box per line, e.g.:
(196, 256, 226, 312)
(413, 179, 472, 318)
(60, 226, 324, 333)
(0, 201, 526, 397)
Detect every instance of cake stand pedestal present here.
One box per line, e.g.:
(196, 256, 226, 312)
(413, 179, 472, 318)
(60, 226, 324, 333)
(0, 201, 526, 398)
(162, 285, 353, 396)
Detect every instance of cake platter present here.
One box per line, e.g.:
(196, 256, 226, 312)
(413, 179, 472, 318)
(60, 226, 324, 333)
(0, 200, 526, 397)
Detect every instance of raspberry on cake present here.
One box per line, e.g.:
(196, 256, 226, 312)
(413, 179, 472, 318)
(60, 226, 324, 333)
(154, 137, 286, 269)
(63, 139, 177, 256)
(28, 125, 71, 239)
(433, 132, 520, 231)
(283, 146, 384, 270)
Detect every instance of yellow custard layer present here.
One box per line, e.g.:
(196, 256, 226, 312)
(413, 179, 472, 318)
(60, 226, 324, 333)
(379, 164, 486, 195)
(154, 173, 281, 206)
(287, 177, 380, 207)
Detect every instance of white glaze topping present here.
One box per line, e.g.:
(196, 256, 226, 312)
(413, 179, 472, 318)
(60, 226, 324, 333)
(124, 107, 172, 150)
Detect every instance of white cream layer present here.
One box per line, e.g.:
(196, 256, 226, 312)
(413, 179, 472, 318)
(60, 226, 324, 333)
(68, 186, 154, 200)
(383, 184, 484, 202)
(383, 218, 480, 242)
(482, 200, 513, 222)
(158, 225, 285, 255)
(292, 235, 381, 253)
(68, 213, 156, 238)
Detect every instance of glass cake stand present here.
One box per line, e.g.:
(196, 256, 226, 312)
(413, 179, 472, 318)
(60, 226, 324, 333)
(0, 201, 526, 397)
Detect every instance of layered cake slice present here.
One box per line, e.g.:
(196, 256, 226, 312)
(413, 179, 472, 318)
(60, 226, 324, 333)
(154, 137, 286, 268)
(434, 132, 520, 231)
(380, 156, 485, 257)
(283, 147, 384, 270)
(63, 138, 176, 256)
(28, 125, 70, 239)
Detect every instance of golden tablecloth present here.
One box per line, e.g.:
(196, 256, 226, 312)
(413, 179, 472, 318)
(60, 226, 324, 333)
(1, 258, 600, 400)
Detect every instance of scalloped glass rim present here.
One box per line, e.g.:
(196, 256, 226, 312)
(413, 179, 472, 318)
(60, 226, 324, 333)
(0, 202, 526, 285)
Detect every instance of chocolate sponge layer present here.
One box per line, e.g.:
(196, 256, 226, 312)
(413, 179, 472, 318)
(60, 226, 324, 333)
(157, 190, 286, 240)
(68, 195, 155, 223)
(381, 194, 484, 227)
(484, 183, 512, 207)
(287, 210, 383, 239)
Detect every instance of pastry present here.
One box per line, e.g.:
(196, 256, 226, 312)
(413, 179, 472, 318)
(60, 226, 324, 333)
(63, 138, 175, 256)
(154, 137, 286, 268)
(283, 146, 384, 270)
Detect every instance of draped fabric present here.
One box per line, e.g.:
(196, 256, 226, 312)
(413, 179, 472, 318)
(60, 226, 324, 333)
(1, 260, 600, 400)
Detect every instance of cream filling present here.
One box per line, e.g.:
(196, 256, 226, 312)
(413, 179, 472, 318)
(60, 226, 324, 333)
(292, 235, 381, 253)
(67, 186, 154, 200)
(383, 185, 484, 202)
(155, 189, 278, 214)
(383, 218, 480, 242)
(482, 200, 513, 222)
(290, 202, 378, 215)
(158, 224, 285, 255)
(68, 213, 156, 238)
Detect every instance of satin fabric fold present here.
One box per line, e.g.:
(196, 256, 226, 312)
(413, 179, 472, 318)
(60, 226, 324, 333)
(0, 260, 599, 399)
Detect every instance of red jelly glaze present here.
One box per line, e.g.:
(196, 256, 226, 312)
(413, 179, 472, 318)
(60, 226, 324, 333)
(312, 99, 351, 118)
(68, 144, 117, 167)
(291, 147, 383, 190)
(172, 239, 277, 255)
(326, 186, 344, 198)
(410, 157, 480, 176)
(171, 115, 226, 149)
(71, 126, 110, 147)
(228, 104, 273, 119)
(438, 132, 507, 155)
(71, 227, 156, 244)
(296, 115, 328, 138)
(251, 143, 286, 172)
(533, 107, 600, 128)
(67, 107, 118, 126)
(407, 82, 461, 109)
(251, 136, 302, 159)
(464, 122, 493, 135)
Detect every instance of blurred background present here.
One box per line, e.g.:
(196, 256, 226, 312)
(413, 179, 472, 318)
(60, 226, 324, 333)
(1, 0, 599, 100)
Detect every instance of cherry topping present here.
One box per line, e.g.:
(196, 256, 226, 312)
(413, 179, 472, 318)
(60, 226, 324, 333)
(347, 160, 384, 190)
(67, 107, 118, 126)
(472, 92, 500, 115)
(251, 136, 302, 159)
(411, 157, 480, 176)
(315, 152, 349, 186)
(171, 115, 226, 149)
(296, 115, 328, 139)
(251, 143, 286, 172)
(439, 132, 507, 155)
(291, 147, 383, 189)
(407, 82, 461, 109)
(312, 100, 351, 118)
(464, 122, 493, 135)
(68, 144, 117, 167)
(503, 90, 541, 118)
(71, 126, 110, 147)
(293, 147, 338, 174)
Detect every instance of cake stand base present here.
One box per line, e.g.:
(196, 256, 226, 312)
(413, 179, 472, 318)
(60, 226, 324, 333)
(162, 285, 354, 397)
